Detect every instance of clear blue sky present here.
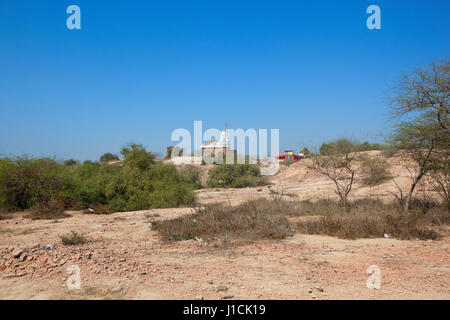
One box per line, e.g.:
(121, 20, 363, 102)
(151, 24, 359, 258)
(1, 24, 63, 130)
(0, 0, 449, 160)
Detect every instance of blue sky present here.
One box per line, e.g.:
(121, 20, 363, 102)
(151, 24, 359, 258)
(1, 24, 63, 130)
(0, 0, 449, 160)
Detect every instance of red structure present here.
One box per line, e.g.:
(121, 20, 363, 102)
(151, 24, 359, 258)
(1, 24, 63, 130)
(274, 150, 304, 162)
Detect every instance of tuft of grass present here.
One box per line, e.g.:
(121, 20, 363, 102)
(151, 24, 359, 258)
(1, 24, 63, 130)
(151, 198, 293, 242)
(145, 213, 160, 218)
(61, 231, 87, 246)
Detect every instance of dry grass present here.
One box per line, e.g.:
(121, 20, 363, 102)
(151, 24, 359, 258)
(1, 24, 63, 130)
(151, 199, 293, 242)
(61, 231, 87, 246)
(294, 199, 448, 240)
(152, 198, 448, 242)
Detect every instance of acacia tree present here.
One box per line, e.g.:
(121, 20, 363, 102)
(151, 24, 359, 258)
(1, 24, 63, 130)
(390, 59, 449, 211)
(310, 138, 362, 210)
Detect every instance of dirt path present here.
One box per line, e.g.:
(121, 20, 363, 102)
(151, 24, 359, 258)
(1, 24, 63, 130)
(1, 208, 449, 300)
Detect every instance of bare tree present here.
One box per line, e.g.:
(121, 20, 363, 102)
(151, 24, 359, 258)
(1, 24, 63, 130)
(309, 138, 362, 210)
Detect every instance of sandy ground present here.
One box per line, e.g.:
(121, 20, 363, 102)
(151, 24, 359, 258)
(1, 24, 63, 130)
(0, 152, 449, 300)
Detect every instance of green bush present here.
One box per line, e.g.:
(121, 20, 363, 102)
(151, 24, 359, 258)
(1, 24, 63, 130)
(319, 138, 359, 156)
(0, 157, 76, 211)
(120, 143, 155, 171)
(63, 159, 79, 166)
(178, 164, 203, 189)
(0, 145, 196, 214)
(99, 152, 120, 163)
(207, 164, 267, 188)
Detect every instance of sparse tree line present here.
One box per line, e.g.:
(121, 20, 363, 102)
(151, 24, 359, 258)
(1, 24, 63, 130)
(308, 58, 449, 211)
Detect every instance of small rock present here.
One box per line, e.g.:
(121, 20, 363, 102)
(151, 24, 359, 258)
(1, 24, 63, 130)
(110, 286, 122, 293)
(194, 296, 204, 300)
(216, 285, 228, 292)
(208, 280, 214, 284)
(3, 274, 15, 279)
(12, 249, 24, 259)
(221, 294, 234, 299)
(58, 260, 66, 267)
(19, 253, 27, 262)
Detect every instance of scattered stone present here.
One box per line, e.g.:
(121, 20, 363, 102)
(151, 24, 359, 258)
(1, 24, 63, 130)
(216, 285, 228, 292)
(221, 294, 234, 299)
(110, 286, 122, 293)
(12, 249, 24, 259)
(208, 280, 214, 284)
(18, 253, 28, 262)
(194, 296, 204, 300)
(3, 274, 15, 279)
(42, 245, 54, 251)
(58, 260, 66, 267)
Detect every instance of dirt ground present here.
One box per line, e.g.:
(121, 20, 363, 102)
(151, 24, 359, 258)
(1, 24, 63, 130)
(1, 153, 449, 300)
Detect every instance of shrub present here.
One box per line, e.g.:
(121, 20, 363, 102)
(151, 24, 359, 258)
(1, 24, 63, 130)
(207, 164, 267, 188)
(359, 154, 392, 186)
(99, 152, 120, 163)
(61, 231, 87, 246)
(120, 143, 155, 171)
(178, 164, 203, 189)
(0, 145, 196, 213)
(63, 159, 79, 166)
(319, 138, 359, 156)
(0, 157, 75, 211)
